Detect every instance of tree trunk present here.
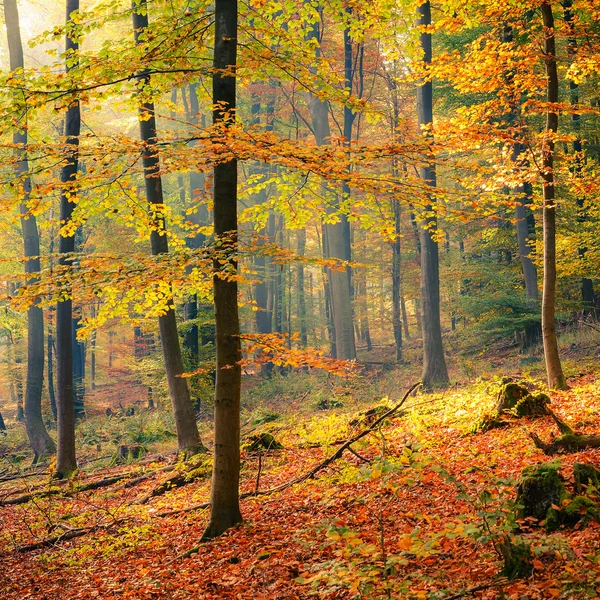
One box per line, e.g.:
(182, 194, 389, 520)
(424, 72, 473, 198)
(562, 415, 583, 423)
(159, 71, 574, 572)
(297, 228, 308, 347)
(515, 178, 539, 302)
(392, 199, 403, 362)
(306, 9, 355, 361)
(202, 0, 243, 540)
(47, 323, 57, 421)
(4, 0, 55, 461)
(133, 1, 204, 452)
(416, 1, 449, 388)
(55, 0, 81, 478)
(540, 2, 567, 390)
(563, 0, 596, 315)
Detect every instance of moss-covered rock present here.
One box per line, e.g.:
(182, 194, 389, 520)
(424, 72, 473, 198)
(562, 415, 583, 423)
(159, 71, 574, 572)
(516, 463, 565, 523)
(244, 432, 283, 452)
(573, 463, 600, 493)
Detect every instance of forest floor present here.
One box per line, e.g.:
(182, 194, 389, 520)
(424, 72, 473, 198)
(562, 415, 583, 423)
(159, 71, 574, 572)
(2, 337, 600, 598)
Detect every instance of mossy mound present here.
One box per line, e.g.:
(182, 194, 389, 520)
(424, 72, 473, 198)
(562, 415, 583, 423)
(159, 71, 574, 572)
(499, 536, 533, 580)
(515, 462, 600, 532)
(244, 432, 284, 452)
(516, 463, 565, 523)
(495, 381, 550, 417)
(114, 444, 147, 464)
(474, 380, 550, 433)
(349, 404, 391, 427)
(573, 463, 600, 493)
(316, 397, 344, 410)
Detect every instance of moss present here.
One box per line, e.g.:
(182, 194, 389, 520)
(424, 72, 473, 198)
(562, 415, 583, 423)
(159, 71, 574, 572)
(516, 463, 566, 522)
(561, 496, 599, 527)
(499, 536, 533, 580)
(573, 463, 600, 493)
(244, 432, 283, 452)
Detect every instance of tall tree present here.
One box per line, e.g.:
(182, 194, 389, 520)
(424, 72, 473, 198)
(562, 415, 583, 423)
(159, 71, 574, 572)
(563, 0, 596, 315)
(540, 1, 567, 390)
(202, 0, 243, 540)
(132, 0, 205, 453)
(55, 0, 82, 478)
(306, 6, 356, 361)
(4, 0, 55, 462)
(416, 0, 449, 388)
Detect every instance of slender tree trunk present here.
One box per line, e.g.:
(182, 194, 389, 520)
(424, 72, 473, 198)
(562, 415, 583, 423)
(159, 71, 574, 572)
(4, 0, 55, 461)
(297, 228, 308, 347)
(541, 2, 567, 390)
(47, 323, 57, 422)
(515, 176, 539, 301)
(202, 0, 242, 540)
(133, 1, 204, 452)
(392, 205, 403, 362)
(417, 1, 449, 388)
(55, 0, 81, 478)
(306, 9, 355, 360)
(563, 0, 595, 315)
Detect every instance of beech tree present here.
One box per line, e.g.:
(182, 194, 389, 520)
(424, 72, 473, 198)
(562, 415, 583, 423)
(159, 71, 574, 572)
(4, 0, 55, 462)
(55, 0, 81, 478)
(132, 0, 205, 453)
(540, 1, 567, 390)
(416, 0, 449, 389)
(202, 0, 243, 539)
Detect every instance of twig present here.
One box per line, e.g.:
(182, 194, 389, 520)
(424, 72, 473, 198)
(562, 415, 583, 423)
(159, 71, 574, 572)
(348, 447, 370, 463)
(255, 453, 263, 493)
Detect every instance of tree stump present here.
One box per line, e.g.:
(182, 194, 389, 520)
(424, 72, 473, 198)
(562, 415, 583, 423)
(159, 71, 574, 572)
(516, 463, 565, 523)
(244, 433, 283, 452)
(499, 536, 533, 580)
(116, 444, 146, 463)
(495, 380, 550, 417)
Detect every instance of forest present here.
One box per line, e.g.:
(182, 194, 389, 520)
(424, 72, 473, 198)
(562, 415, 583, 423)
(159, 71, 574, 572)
(1, 0, 600, 597)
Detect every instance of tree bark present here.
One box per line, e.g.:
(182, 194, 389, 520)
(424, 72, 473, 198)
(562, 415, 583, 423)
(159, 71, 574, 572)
(55, 0, 81, 478)
(540, 2, 567, 390)
(202, 0, 243, 540)
(563, 0, 596, 316)
(306, 8, 355, 361)
(4, 0, 55, 461)
(416, 1, 449, 388)
(133, 1, 204, 452)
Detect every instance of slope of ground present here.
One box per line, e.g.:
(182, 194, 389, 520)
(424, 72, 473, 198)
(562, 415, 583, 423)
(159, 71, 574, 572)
(2, 367, 600, 599)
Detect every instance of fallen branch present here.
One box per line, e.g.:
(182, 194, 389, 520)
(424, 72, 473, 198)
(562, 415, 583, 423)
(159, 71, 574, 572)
(442, 577, 508, 600)
(10, 516, 135, 553)
(1, 465, 173, 506)
(160, 382, 420, 519)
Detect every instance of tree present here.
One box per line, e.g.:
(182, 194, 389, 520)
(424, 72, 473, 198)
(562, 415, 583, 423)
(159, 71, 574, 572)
(305, 5, 356, 362)
(416, 0, 449, 388)
(55, 0, 82, 478)
(540, 0, 567, 390)
(132, 0, 205, 454)
(202, 0, 243, 540)
(4, 0, 55, 462)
